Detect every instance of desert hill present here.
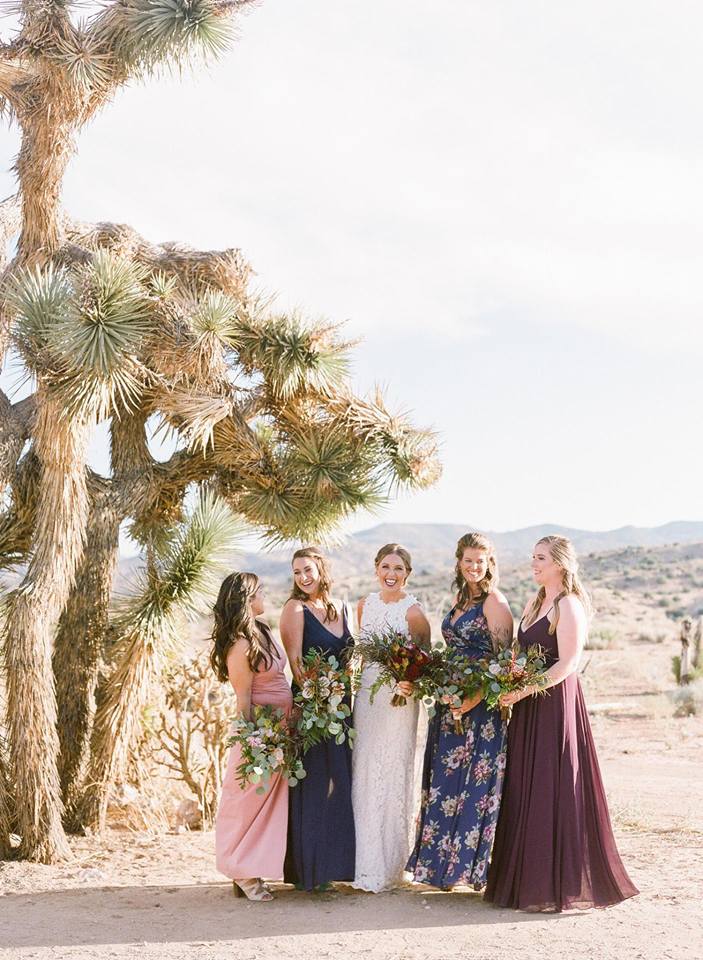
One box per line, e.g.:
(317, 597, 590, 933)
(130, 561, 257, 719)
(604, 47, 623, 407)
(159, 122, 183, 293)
(185, 519, 703, 585)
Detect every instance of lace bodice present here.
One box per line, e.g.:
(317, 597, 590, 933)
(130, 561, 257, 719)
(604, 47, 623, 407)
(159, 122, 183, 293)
(360, 591, 419, 637)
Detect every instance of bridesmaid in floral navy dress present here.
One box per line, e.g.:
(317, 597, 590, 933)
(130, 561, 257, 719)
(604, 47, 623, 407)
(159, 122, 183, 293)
(280, 548, 355, 891)
(408, 533, 513, 890)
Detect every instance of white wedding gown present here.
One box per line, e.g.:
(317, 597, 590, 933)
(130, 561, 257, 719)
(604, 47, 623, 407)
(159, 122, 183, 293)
(351, 592, 427, 892)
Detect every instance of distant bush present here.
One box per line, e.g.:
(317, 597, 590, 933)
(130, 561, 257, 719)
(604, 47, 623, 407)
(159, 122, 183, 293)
(585, 629, 620, 650)
(671, 655, 703, 685)
(670, 679, 703, 717)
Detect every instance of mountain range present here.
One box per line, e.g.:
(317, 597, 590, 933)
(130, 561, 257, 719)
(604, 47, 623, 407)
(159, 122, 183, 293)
(183, 519, 703, 585)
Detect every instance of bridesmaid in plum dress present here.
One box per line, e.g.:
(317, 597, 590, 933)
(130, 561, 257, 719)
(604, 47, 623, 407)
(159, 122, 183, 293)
(484, 536, 638, 912)
(212, 572, 292, 902)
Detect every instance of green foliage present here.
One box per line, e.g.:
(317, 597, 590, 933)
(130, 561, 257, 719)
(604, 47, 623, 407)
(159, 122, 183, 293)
(234, 312, 350, 400)
(114, 490, 247, 665)
(92, 0, 236, 78)
(8, 264, 72, 356)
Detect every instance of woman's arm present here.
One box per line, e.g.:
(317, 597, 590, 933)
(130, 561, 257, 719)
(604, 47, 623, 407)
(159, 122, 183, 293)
(406, 604, 431, 645)
(356, 597, 366, 633)
(484, 590, 515, 650)
(226, 639, 254, 721)
(500, 596, 587, 706)
(279, 599, 305, 685)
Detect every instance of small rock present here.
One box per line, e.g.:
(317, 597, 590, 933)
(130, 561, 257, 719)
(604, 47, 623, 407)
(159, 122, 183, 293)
(76, 867, 107, 882)
(176, 798, 202, 830)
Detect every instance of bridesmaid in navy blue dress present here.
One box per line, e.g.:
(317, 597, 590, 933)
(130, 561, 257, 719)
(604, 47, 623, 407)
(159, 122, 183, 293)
(408, 533, 513, 890)
(280, 547, 355, 891)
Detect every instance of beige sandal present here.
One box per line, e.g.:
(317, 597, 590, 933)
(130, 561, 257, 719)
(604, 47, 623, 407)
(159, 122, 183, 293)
(232, 878, 274, 901)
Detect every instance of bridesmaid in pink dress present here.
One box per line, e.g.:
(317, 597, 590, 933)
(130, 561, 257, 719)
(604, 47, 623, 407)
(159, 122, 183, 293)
(212, 572, 293, 902)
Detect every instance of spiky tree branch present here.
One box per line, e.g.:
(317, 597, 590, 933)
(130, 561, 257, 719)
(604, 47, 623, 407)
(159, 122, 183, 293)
(79, 491, 246, 830)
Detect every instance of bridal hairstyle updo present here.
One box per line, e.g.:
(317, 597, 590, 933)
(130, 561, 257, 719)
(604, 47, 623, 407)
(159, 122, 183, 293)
(289, 546, 338, 622)
(210, 572, 275, 682)
(524, 535, 592, 635)
(374, 542, 413, 578)
(453, 531, 498, 608)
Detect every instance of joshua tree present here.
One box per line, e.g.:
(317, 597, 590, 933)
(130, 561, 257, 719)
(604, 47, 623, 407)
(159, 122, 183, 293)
(0, 2, 440, 862)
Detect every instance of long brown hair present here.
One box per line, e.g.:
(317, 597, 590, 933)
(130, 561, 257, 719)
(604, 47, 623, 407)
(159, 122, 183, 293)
(374, 542, 413, 576)
(289, 546, 337, 622)
(523, 536, 592, 634)
(209, 572, 275, 681)
(453, 531, 498, 608)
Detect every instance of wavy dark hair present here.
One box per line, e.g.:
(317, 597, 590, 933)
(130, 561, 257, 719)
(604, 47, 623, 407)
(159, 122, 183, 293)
(289, 546, 338, 622)
(209, 572, 275, 682)
(453, 531, 498, 609)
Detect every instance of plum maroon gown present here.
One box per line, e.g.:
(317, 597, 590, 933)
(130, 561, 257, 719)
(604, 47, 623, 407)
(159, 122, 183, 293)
(484, 614, 638, 911)
(284, 606, 355, 890)
(215, 622, 292, 881)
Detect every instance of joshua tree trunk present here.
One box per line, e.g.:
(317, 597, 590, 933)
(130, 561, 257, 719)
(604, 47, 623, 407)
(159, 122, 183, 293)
(0, 740, 13, 858)
(54, 491, 120, 831)
(4, 397, 91, 861)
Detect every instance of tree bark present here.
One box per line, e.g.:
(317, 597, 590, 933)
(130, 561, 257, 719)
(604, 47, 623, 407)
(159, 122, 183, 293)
(54, 489, 120, 831)
(4, 395, 91, 861)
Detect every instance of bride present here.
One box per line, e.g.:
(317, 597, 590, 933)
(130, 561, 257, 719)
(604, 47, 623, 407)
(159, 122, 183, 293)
(352, 542, 431, 892)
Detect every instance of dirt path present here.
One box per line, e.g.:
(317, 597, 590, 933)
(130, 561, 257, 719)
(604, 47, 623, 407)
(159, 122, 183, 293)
(2, 647, 703, 960)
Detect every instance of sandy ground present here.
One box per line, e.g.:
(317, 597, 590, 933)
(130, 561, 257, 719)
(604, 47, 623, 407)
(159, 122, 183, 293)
(2, 641, 703, 960)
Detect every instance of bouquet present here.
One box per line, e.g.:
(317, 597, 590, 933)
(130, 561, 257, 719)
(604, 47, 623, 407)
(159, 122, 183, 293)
(354, 628, 436, 706)
(478, 643, 548, 710)
(429, 646, 484, 734)
(226, 704, 306, 793)
(294, 649, 355, 751)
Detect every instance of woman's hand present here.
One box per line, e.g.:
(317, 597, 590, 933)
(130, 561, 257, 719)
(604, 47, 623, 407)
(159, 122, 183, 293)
(450, 692, 481, 721)
(499, 685, 536, 708)
(396, 680, 414, 698)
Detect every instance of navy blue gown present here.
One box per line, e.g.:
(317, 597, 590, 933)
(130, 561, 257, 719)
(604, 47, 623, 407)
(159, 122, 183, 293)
(284, 605, 356, 890)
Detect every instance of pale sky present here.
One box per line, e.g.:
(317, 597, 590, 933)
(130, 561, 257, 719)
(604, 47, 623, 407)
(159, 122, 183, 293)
(2, 1, 702, 534)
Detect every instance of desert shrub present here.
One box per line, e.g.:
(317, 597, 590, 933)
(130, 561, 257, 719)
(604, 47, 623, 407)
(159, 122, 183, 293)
(670, 680, 703, 717)
(153, 654, 235, 828)
(585, 629, 620, 650)
(671, 655, 703, 685)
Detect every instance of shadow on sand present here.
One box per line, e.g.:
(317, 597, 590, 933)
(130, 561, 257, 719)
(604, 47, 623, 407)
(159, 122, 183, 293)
(0, 882, 577, 949)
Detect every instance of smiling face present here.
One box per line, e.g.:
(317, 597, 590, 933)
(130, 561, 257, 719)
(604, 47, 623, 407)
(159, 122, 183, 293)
(531, 541, 561, 587)
(459, 547, 489, 587)
(375, 553, 409, 594)
(292, 557, 322, 598)
(250, 582, 265, 617)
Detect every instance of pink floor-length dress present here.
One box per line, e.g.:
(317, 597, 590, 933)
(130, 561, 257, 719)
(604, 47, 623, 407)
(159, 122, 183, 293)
(215, 623, 293, 880)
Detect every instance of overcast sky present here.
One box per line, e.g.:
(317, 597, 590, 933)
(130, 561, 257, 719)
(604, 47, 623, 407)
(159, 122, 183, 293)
(2, 1, 702, 535)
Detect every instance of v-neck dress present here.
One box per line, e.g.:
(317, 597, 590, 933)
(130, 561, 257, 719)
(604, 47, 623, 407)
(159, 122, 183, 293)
(484, 614, 638, 911)
(407, 601, 507, 889)
(284, 605, 356, 890)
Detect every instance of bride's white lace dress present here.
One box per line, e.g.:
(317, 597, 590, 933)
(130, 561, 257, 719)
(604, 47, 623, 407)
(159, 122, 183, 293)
(351, 592, 427, 892)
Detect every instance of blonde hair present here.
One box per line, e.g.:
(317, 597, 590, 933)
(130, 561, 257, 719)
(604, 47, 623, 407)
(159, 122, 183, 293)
(453, 531, 498, 608)
(289, 546, 338, 622)
(524, 535, 592, 634)
(374, 543, 412, 577)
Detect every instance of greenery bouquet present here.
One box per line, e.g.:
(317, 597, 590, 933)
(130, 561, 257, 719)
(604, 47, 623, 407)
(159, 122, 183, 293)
(294, 650, 355, 750)
(226, 705, 305, 794)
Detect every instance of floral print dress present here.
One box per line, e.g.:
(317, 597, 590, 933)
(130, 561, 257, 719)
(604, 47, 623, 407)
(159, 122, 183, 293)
(407, 601, 507, 890)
